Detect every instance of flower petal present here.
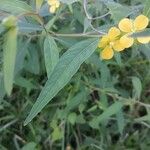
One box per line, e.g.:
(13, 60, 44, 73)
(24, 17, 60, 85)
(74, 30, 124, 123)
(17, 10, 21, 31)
(100, 46, 114, 60)
(118, 18, 133, 33)
(108, 27, 121, 40)
(137, 37, 150, 44)
(55, 1, 60, 8)
(113, 40, 125, 52)
(48, 0, 57, 5)
(98, 35, 109, 48)
(134, 15, 149, 31)
(49, 6, 56, 13)
(120, 35, 134, 48)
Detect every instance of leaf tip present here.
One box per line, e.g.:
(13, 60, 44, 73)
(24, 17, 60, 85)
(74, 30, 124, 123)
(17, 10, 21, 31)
(24, 116, 32, 126)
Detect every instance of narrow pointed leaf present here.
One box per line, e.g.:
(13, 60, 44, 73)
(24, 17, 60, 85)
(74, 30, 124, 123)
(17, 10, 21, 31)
(0, 73, 5, 102)
(132, 76, 142, 99)
(3, 27, 18, 95)
(0, 0, 33, 15)
(144, 0, 150, 18)
(59, 0, 78, 4)
(89, 101, 124, 129)
(36, 0, 43, 11)
(130, 28, 150, 38)
(106, 2, 132, 23)
(44, 35, 59, 77)
(24, 38, 98, 125)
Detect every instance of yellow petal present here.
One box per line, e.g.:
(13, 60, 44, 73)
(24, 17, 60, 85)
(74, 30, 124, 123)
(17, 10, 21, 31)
(108, 27, 121, 40)
(113, 40, 125, 52)
(49, 6, 56, 13)
(48, 0, 57, 5)
(55, 1, 60, 8)
(120, 35, 134, 48)
(98, 35, 109, 48)
(134, 15, 149, 31)
(137, 37, 150, 44)
(118, 18, 133, 33)
(100, 46, 114, 60)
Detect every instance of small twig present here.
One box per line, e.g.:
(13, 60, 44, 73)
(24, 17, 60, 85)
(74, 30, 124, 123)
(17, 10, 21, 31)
(140, 121, 150, 129)
(136, 101, 150, 108)
(14, 134, 26, 143)
(17, 12, 44, 24)
(83, 0, 110, 20)
(73, 130, 81, 150)
(19, 31, 102, 38)
(77, 125, 82, 144)
(0, 119, 18, 133)
(91, 144, 104, 150)
(89, 23, 105, 35)
(48, 31, 102, 37)
(91, 12, 110, 20)
(83, 81, 150, 110)
(83, 0, 91, 20)
(83, 0, 108, 34)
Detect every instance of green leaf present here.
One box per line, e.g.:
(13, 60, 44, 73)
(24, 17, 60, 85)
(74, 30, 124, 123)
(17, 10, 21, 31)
(76, 114, 86, 124)
(51, 127, 63, 141)
(25, 44, 40, 75)
(15, 39, 29, 74)
(24, 38, 98, 125)
(50, 120, 63, 141)
(132, 76, 142, 99)
(59, 0, 78, 4)
(68, 112, 77, 125)
(130, 28, 150, 38)
(21, 142, 36, 150)
(116, 110, 125, 134)
(114, 52, 122, 66)
(0, 24, 6, 35)
(36, 0, 43, 11)
(0, 0, 33, 15)
(106, 2, 132, 23)
(18, 22, 43, 33)
(15, 76, 37, 94)
(3, 27, 18, 95)
(89, 101, 124, 129)
(143, 0, 150, 18)
(65, 92, 86, 113)
(139, 44, 150, 60)
(44, 35, 59, 77)
(2, 16, 17, 28)
(0, 73, 5, 102)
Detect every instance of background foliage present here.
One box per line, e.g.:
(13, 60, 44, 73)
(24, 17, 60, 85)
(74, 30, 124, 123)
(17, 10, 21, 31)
(0, 0, 150, 149)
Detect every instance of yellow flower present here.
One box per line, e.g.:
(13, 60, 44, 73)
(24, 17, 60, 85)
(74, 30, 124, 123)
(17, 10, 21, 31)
(48, 0, 60, 13)
(118, 15, 150, 47)
(98, 27, 125, 60)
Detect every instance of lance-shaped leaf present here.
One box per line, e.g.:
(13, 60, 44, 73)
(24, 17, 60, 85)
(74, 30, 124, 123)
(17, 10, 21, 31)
(89, 101, 124, 129)
(36, 0, 43, 11)
(132, 76, 142, 100)
(59, 0, 78, 4)
(0, 0, 33, 15)
(106, 2, 132, 23)
(44, 35, 59, 77)
(144, 0, 150, 18)
(3, 27, 18, 95)
(0, 73, 5, 102)
(24, 38, 98, 125)
(130, 28, 150, 38)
